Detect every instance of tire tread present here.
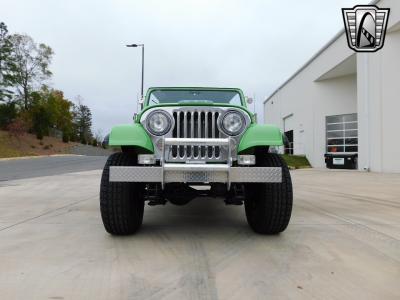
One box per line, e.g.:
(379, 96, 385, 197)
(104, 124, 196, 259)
(100, 153, 144, 235)
(245, 151, 293, 234)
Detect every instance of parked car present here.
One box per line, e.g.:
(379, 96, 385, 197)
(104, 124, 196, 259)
(100, 87, 292, 235)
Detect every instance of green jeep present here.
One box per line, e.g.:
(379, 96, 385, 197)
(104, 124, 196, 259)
(100, 87, 292, 235)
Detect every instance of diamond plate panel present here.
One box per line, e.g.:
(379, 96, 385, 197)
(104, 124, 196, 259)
(165, 171, 228, 183)
(109, 166, 282, 183)
(110, 166, 162, 182)
(230, 167, 282, 183)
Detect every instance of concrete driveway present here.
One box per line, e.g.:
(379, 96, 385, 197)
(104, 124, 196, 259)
(0, 167, 399, 300)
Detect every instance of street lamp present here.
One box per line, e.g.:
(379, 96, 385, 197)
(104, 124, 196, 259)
(126, 43, 144, 104)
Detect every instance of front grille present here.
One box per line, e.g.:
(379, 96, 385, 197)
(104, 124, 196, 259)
(171, 110, 222, 160)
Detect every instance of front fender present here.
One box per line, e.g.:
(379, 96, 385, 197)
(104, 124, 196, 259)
(109, 123, 154, 153)
(238, 124, 283, 153)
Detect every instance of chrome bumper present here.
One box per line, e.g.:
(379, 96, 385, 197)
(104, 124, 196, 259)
(109, 138, 282, 186)
(110, 165, 282, 183)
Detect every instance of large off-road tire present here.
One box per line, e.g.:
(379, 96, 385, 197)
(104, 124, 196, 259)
(100, 152, 145, 235)
(244, 151, 293, 234)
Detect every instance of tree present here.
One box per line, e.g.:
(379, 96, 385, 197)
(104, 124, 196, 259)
(73, 98, 93, 144)
(44, 89, 73, 137)
(0, 24, 97, 145)
(28, 88, 74, 140)
(10, 34, 53, 109)
(0, 22, 17, 102)
(29, 92, 51, 139)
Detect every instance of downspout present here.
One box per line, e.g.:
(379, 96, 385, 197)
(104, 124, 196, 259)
(363, 54, 370, 171)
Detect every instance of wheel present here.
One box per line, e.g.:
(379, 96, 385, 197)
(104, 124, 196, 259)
(100, 152, 145, 235)
(244, 151, 293, 234)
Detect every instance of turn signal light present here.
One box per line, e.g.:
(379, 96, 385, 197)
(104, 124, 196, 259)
(138, 154, 156, 165)
(238, 155, 256, 165)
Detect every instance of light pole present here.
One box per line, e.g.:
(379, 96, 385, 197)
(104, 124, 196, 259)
(126, 43, 144, 101)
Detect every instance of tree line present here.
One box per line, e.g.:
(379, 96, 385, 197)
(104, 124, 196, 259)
(0, 21, 96, 145)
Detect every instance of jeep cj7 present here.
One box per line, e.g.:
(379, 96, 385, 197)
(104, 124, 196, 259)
(100, 87, 293, 235)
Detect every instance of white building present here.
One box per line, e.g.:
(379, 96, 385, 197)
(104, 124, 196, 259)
(264, 0, 400, 172)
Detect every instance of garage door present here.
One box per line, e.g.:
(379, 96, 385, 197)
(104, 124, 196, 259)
(326, 113, 358, 154)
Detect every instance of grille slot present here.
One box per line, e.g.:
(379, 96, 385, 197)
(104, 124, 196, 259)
(171, 110, 221, 160)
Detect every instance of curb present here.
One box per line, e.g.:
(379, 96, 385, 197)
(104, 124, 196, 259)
(0, 154, 84, 161)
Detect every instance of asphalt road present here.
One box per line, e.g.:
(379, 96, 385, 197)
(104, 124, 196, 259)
(0, 155, 107, 181)
(0, 161, 399, 299)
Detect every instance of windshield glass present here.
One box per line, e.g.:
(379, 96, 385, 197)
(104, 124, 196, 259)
(147, 90, 243, 106)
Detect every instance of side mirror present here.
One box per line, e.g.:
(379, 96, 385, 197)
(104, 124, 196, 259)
(246, 97, 253, 104)
(138, 96, 144, 110)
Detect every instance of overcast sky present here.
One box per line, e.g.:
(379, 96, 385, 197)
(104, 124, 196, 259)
(1, 0, 367, 136)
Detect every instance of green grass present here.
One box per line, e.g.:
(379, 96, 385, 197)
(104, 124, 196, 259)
(281, 154, 311, 169)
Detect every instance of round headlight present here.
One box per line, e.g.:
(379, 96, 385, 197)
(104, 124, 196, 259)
(146, 110, 172, 136)
(221, 111, 246, 136)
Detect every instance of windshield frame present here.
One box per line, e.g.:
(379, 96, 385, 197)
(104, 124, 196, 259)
(144, 87, 246, 107)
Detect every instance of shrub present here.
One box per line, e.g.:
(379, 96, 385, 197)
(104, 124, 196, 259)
(36, 130, 44, 140)
(91, 139, 98, 147)
(31, 104, 50, 139)
(7, 118, 27, 139)
(0, 103, 17, 129)
(43, 145, 50, 150)
(62, 131, 69, 143)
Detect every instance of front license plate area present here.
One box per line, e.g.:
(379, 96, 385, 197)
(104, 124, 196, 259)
(183, 171, 209, 182)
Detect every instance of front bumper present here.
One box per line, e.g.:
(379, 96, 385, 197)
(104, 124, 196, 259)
(110, 164, 282, 183)
(109, 137, 282, 186)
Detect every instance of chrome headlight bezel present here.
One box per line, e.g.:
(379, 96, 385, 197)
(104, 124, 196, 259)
(219, 110, 246, 136)
(146, 110, 173, 136)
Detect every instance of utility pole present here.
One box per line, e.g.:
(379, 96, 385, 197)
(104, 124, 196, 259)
(126, 43, 145, 101)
